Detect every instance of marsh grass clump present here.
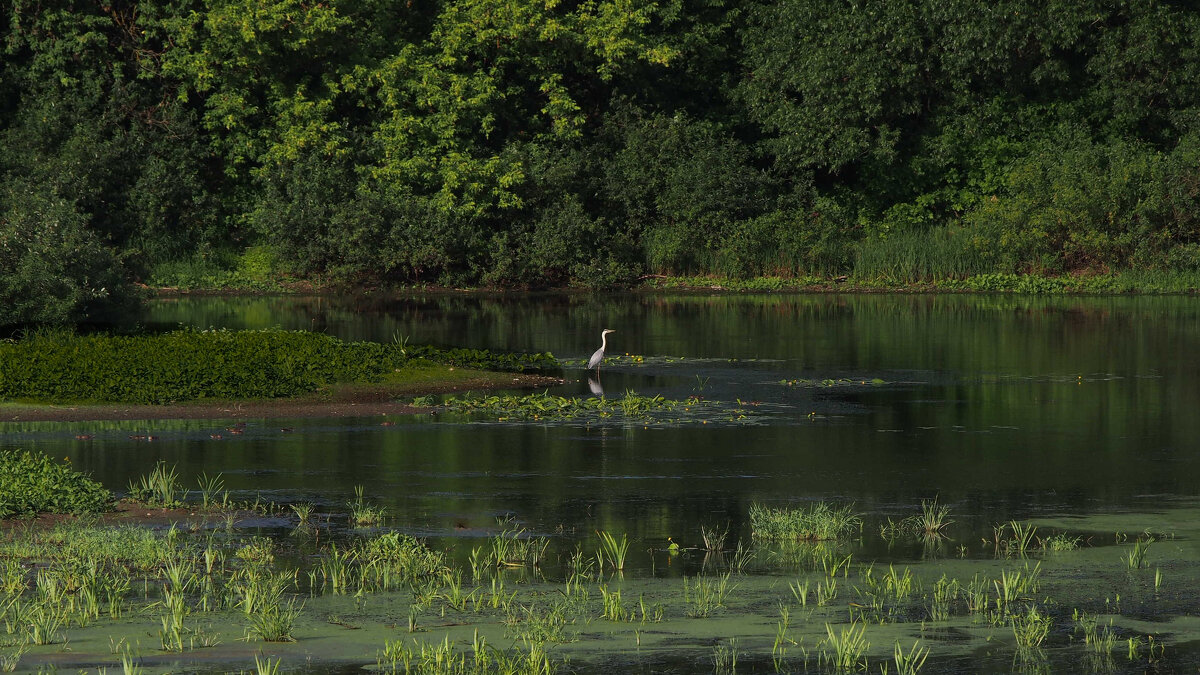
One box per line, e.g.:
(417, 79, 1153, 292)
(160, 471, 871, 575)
(595, 531, 630, 571)
(990, 521, 1038, 557)
(1041, 533, 1081, 552)
(128, 461, 185, 508)
(1124, 538, 1153, 570)
(683, 572, 734, 618)
(1011, 605, 1053, 650)
(819, 621, 869, 672)
(0, 449, 112, 518)
(314, 532, 448, 595)
(348, 486, 386, 527)
(749, 502, 862, 541)
(700, 523, 729, 552)
(485, 518, 550, 569)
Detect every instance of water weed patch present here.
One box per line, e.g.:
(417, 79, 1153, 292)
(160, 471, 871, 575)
(0, 329, 557, 405)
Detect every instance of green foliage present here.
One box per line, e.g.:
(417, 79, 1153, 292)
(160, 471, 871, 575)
(0, 181, 140, 326)
(3, 0, 1200, 293)
(749, 502, 862, 541)
(0, 329, 556, 404)
(0, 450, 112, 518)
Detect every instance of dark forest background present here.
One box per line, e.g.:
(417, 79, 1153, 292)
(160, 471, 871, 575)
(2, 0, 1199, 324)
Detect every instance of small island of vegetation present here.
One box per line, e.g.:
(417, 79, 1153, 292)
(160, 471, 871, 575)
(0, 329, 560, 421)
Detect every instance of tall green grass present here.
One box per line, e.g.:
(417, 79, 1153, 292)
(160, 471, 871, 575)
(749, 502, 862, 541)
(855, 227, 992, 283)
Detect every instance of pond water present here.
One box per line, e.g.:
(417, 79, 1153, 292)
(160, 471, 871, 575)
(4, 291, 1200, 673)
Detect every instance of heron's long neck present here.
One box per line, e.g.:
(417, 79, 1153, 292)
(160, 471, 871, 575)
(600, 332, 609, 350)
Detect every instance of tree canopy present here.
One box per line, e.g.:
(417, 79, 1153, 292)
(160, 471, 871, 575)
(2, 0, 1199, 323)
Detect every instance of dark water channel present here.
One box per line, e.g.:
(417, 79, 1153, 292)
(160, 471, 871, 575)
(5, 292, 1200, 673)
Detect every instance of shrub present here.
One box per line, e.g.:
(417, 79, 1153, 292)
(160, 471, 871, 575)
(0, 450, 113, 518)
(0, 179, 140, 327)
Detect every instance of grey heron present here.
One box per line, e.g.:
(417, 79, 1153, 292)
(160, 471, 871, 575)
(587, 329, 616, 370)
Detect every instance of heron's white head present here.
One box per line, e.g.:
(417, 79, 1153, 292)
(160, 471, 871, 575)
(602, 328, 615, 335)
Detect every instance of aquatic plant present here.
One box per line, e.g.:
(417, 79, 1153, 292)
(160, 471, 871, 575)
(712, 637, 739, 674)
(683, 573, 734, 618)
(700, 523, 728, 552)
(990, 521, 1038, 557)
(749, 502, 862, 541)
(289, 501, 315, 526)
(1074, 611, 1117, 654)
(0, 449, 112, 518)
(0, 646, 24, 673)
(1124, 538, 1152, 569)
(0, 329, 558, 405)
(195, 472, 227, 509)
(488, 519, 551, 568)
(1041, 533, 1081, 552)
(599, 585, 629, 622)
(820, 621, 869, 672)
(928, 575, 959, 621)
(1011, 606, 1052, 650)
(438, 390, 693, 423)
(348, 485, 386, 526)
(595, 531, 630, 571)
(128, 461, 185, 508)
(912, 498, 952, 535)
(890, 640, 930, 675)
(253, 653, 282, 675)
(815, 577, 838, 606)
(245, 596, 302, 642)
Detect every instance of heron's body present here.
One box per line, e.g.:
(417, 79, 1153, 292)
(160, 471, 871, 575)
(587, 329, 615, 370)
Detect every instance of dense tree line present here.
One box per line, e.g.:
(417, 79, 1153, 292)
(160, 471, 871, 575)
(2, 0, 1199, 323)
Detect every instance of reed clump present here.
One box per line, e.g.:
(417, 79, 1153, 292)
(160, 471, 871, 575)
(749, 502, 862, 541)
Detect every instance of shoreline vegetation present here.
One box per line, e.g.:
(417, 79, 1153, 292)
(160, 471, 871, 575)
(5, 1, 1200, 327)
(0, 330, 562, 422)
(146, 268, 1200, 297)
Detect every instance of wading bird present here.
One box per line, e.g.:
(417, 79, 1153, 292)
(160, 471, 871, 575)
(587, 329, 616, 370)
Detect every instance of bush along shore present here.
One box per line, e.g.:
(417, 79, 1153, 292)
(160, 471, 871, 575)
(0, 329, 558, 405)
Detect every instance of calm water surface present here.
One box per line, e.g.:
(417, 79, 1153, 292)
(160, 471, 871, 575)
(7, 293, 1200, 547)
(4, 292, 1200, 672)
